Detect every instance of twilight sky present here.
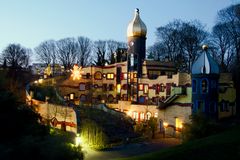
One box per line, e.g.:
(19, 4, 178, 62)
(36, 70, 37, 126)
(0, 0, 238, 53)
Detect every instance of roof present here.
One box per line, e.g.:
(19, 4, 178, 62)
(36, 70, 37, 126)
(192, 52, 219, 75)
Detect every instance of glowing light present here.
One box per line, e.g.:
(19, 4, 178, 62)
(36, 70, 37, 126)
(71, 64, 84, 80)
(75, 134, 82, 146)
(163, 122, 168, 127)
(117, 84, 121, 93)
(127, 110, 132, 117)
(38, 78, 43, 84)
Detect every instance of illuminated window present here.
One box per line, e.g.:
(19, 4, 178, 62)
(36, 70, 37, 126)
(144, 84, 149, 94)
(107, 73, 114, 80)
(139, 84, 143, 91)
(117, 84, 121, 93)
(133, 111, 138, 121)
(94, 71, 102, 80)
(79, 83, 86, 91)
(123, 73, 127, 80)
(160, 84, 164, 92)
(140, 113, 145, 120)
(175, 117, 183, 130)
(146, 112, 151, 120)
(154, 112, 158, 118)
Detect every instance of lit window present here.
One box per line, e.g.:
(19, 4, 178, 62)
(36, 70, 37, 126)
(123, 73, 127, 80)
(160, 84, 164, 92)
(140, 113, 145, 120)
(139, 84, 143, 91)
(117, 84, 121, 93)
(107, 73, 114, 80)
(146, 112, 151, 120)
(144, 84, 149, 94)
(79, 83, 85, 91)
(154, 112, 158, 118)
(133, 111, 138, 121)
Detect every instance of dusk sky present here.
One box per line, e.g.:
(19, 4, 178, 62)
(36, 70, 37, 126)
(0, 0, 238, 53)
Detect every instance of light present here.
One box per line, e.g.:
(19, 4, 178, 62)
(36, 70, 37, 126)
(71, 64, 84, 80)
(75, 134, 82, 146)
(127, 110, 132, 117)
(117, 84, 121, 93)
(163, 122, 168, 127)
(38, 78, 43, 84)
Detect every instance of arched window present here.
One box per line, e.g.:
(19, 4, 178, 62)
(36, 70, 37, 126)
(80, 94, 86, 102)
(146, 112, 152, 120)
(192, 79, 197, 93)
(94, 71, 102, 80)
(201, 79, 208, 93)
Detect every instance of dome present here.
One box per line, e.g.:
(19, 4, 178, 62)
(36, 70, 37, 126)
(127, 8, 147, 37)
(192, 49, 219, 75)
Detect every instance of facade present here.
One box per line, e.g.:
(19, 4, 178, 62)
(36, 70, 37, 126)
(57, 9, 236, 136)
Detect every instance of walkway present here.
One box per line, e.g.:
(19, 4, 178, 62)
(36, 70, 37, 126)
(84, 137, 181, 160)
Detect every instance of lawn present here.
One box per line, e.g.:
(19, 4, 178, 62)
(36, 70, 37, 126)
(116, 125, 240, 160)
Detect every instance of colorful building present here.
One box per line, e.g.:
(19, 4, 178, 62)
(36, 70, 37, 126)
(58, 9, 236, 136)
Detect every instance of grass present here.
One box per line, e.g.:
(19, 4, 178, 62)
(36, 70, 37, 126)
(116, 125, 240, 160)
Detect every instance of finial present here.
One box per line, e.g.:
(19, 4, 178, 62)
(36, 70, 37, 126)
(202, 45, 208, 51)
(135, 8, 139, 14)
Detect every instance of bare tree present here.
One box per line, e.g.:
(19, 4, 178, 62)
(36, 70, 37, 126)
(1, 43, 30, 69)
(94, 40, 107, 66)
(57, 38, 78, 70)
(150, 20, 207, 72)
(34, 40, 58, 74)
(106, 40, 127, 64)
(77, 36, 92, 67)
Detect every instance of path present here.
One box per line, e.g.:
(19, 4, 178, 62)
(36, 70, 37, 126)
(84, 137, 181, 160)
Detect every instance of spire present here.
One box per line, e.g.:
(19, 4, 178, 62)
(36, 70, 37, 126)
(127, 8, 147, 37)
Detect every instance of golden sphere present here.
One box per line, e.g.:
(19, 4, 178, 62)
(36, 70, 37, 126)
(202, 45, 208, 51)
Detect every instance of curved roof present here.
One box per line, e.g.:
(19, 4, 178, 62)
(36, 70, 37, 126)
(192, 52, 219, 75)
(127, 8, 147, 37)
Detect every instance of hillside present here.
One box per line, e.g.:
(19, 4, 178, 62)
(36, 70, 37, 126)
(117, 125, 240, 160)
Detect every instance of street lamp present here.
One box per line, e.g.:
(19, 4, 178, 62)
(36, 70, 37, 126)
(75, 134, 82, 146)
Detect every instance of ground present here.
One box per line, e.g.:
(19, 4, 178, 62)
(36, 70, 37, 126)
(84, 136, 180, 160)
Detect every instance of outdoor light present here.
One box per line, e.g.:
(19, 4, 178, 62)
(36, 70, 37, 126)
(71, 64, 84, 80)
(163, 122, 168, 127)
(75, 134, 82, 146)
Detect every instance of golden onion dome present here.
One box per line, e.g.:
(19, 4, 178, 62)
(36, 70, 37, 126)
(127, 8, 147, 37)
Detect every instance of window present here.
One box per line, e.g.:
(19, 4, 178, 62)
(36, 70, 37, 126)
(80, 94, 86, 102)
(167, 73, 172, 79)
(102, 84, 107, 91)
(202, 79, 208, 93)
(220, 101, 229, 112)
(192, 79, 197, 93)
(86, 73, 91, 79)
(108, 94, 114, 103)
(107, 73, 114, 80)
(94, 71, 102, 80)
(123, 73, 127, 80)
(139, 84, 143, 91)
(109, 84, 114, 91)
(140, 113, 145, 120)
(160, 84, 164, 92)
(117, 84, 121, 93)
(79, 83, 86, 91)
(144, 84, 149, 94)
(154, 112, 158, 118)
(146, 112, 152, 120)
(133, 111, 138, 121)
(156, 84, 160, 94)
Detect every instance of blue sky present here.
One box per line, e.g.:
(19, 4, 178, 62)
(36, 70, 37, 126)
(0, 0, 237, 53)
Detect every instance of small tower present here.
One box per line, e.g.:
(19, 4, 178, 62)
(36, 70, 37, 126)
(191, 45, 220, 119)
(126, 8, 147, 102)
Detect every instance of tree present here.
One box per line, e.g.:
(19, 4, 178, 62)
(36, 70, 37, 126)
(106, 40, 126, 64)
(57, 38, 78, 70)
(94, 40, 107, 66)
(149, 20, 208, 72)
(211, 23, 234, 71)
(77, 36, 92, 67)
(1, 43, 30, 69)
(34, 40, 58, 74)
(215, 4, 240, 116)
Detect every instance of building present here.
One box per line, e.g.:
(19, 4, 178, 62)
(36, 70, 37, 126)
(58, 9, 236, 136)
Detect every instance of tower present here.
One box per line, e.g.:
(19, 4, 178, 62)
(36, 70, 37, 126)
(191, 45, 220, 119)
(126, 8, 147, 102)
